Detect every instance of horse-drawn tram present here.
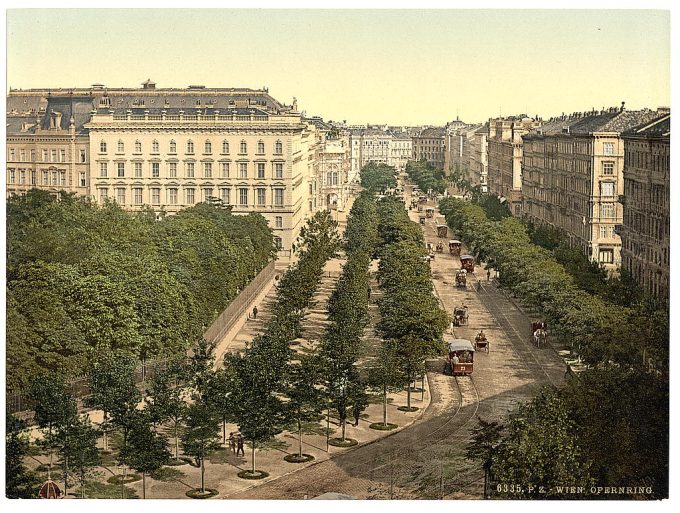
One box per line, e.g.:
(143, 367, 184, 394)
(436, 224, 448, 238)
(425, 207, 435, 218)
(445, 336, 475, 375)
(460, 254, 475, 273)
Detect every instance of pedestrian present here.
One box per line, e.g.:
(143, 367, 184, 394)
(252, 306, 258, 319)
(476, 281, 481, 292)
(236, 434, 245, 456)
(228, 432, 236, 454)
(487, 269, 491, 282)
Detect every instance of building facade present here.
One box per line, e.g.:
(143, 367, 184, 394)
(318, 135, 350, 212)
(7, 82, 322, 252)
(620, 113, 670, 301)
(388, 134, 413, 172)
(6, 92, 91, 198)
(522, 106, 664, 271)
(487, 116, 542, 215)
(412, 127, 446, 169)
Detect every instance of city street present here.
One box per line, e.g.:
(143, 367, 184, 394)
(230, 186, 568, 499)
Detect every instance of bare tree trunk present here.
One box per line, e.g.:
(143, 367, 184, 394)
(142, 473, 146, 499)
(298, 418, 303, 457)
(81, 470, 85, 499)
(174, 422, 179, 460)
(341, 417, 346, 441)
(383, 385, 388, 425)
(407, 382, 412, 409)
(251, 442, 256, 473)
(222, 419, 226, 445)
(200, 458, 205, 493)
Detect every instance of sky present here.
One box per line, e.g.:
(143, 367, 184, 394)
(5, 8, 671, 125)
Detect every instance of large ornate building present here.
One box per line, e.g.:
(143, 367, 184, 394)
(620, 112, 670, 301)
(522, 106, 664, 271)
(6, 82, 328, 252)
(443, 123, 488, 192)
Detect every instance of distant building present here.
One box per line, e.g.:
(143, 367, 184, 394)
(348, 128, 412, 182)
(412, 127, 446, 169)
(487, 116, 542, 216)
(317, 133, 350, 212)
(6, 92, 90, 198)
(388, 132, 412, 172)
(443, 123, 488, 193)
(522, 105, 664, 272)
(620, 112, 670, 301)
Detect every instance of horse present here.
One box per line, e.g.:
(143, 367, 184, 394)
(533, 328, 547, 348)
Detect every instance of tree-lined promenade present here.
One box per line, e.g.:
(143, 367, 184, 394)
(8, 165, 453, 499)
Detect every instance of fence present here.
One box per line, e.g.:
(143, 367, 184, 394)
(7, 260, 277, 417)
(203, 259, 276, 344)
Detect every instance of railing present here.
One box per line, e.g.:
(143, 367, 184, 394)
(7, 260, 277, 417)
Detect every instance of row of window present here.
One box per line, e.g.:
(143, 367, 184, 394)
(7, 168, 87, 187)
(8, 148, 88, 163)
(98, 161, 285, 180)
(100, 139, 284, 156)
(99, 186, 286, 210)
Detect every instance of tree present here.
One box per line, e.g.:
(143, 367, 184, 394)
(283, 354, 325, 460)
(204, 366, 238, 445)
(368, 345, 404, 427)
(57, 415, 100, 499)
(28, 374, 78, 491)
(123, 411, 171, 499)
(491, 388, 594, 499)
(146, 358, 188, 461)
(181, 401, 221, 494)
(6, 414, 41, 498)
(87, 351, 141, 454)
(466, 418, 505, 499)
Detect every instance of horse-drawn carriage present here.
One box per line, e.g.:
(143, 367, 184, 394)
(452, 305, 469, 327)
(460, 255, 475, 273)
(531, 321, 548, 348)
(425, 207, 435, 218)
(448, 240, 461, 255)
(419, 216, 426, 225)
(436, 224, 448, 238)
(475, 330, 489, 353)
(445, 336, 475, 375)
(455, 269, 467, 288)
(436, 242, 444, 253)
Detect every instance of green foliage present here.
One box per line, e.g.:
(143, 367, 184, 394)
(6, 192, 274, 391)
(123, 411, 171, 497)
(405, 160, 446, 194)
(180, 401, 221, 492)
(56, 415, 101, 498)
(491, 388, 594, 499)
(28, 374, 78, 433)
(6, 415, 41, 498)
(360, 162, 398, 193)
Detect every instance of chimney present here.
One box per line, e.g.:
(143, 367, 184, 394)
(142, 79, 156, 90)
(620, 101, 625, 112)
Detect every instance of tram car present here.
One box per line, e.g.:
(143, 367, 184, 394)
(425, 207, 435, 218)
(445, 335, 475, 375)
(436, 224, 448, 238)
(448, 240, 462, 255)
(460, 254, 475, 273)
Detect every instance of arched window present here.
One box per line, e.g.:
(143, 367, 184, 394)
(239, 140, 247, 154)
(204, 140, 212, 154)
(169, 140, 177, 153)
(152, 140, 159, 153)
(327, 172, 333, 185)
(187, 140, 194, 154)
(135, 140, 142, 153)
(257, 140, 265, 154)
(100, 140, 107, 153)
(117, 140, 124, 153)
(332, 172, 339, 186)
(275, 140, 283, 154)
(222, 140, 229, 154)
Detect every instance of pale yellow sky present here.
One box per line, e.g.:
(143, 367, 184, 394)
(6, 9, 670, 125)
